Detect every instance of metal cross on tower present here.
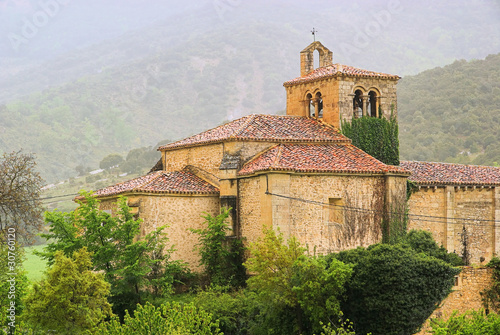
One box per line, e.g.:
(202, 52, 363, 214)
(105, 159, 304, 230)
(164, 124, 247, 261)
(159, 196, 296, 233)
(311, 28, 318, 41)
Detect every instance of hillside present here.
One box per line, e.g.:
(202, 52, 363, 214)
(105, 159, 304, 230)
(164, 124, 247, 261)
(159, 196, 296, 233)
(0, 0, 499, 182)
(398, 53, 500, 166)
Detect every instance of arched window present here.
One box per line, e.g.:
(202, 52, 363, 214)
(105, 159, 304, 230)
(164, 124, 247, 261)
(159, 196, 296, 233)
(313, 49, 320, 69)
(353, 90, 363, 118)
(316, 92, 323, 118)
(368, 91, 377, 117)
(306, 93, 314, 117)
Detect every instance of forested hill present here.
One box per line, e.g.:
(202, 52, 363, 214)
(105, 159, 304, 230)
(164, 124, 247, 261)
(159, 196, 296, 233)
(0, 0, 499, 182)
(398, 53, 500, 166)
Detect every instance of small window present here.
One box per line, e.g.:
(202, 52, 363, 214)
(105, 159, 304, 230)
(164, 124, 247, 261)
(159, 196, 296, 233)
(328, 198, 344, 225)
(353, 90, 363, 118)
(316, 92, 323, 118)
(368, 91, 377, 117)
(306, 93, 314, 117)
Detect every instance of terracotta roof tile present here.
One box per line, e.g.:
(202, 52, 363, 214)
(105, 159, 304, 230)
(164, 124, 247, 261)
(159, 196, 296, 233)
(401, 161, 500, 186)
(283, 64, 400, 86)
(239, 144, 408, 176)
(158, 114, 349, 151)
(89, 170, 219, 198)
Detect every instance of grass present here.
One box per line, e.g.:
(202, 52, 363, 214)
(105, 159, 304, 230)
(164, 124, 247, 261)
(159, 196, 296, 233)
(23, 244, 48, 282)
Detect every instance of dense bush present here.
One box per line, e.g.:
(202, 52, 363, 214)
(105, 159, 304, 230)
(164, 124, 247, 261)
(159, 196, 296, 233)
(334, 243, 460, 335)
(429, 310, 500, 334)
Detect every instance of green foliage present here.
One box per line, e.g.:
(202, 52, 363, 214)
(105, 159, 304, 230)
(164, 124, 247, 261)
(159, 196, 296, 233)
(38, 192, 187, 318)
(399, 53, 500, 166)
(429, 310, 500, 334)
(481, 257, 500, 312)
(96, 301, 222, 335)
(334, 243, 460, 335)
(403, 230, 463, 266)
(190, 208, 247, 287)
(99, 153, 124, 170)
(245, 227, 305, 307)
(245, 227, 352, 334)
(0, 242, 29, 332)
(292, 257, 353, 332)
(341, 115, 399, 166)
(23, 248, 112, 334)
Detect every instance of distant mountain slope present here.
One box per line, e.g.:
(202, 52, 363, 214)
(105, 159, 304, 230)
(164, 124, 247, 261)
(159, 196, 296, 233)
(398, 53, 500, 166)
(1, 0, 500, 182)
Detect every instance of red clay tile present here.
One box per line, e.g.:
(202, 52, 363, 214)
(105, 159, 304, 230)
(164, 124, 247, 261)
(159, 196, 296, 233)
(401, 161, 500, 185)
(239, 143, 409, 175)
(158, 114, 350, 151)
(283, 64, 400, 86)
(90, 170, 219, 198)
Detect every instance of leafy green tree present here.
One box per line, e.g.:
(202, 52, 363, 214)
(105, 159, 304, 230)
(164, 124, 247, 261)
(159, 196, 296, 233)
(245, 227, 305, 307)
(38, 192, 184, 317)
(99, 153, 124, 170)
(96, 301, 222, 335)
(292, 256, 353, 333)
(190, 208, 246, 287)
(23, 248, 112, 334)
(334, 243, 460, 335)
(245, 227, 352, 334)
(0, 242, 29, 332)
(429, 310, 500, 335)
(403, 229, 463, 266)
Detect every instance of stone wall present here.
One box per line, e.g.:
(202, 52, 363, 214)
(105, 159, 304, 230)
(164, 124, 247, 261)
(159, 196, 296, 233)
(285, 75, 398, 129)
(416, 266, 494, 334)
(408, 186, 498, 264)
(338, 76, 398, 124)
(162, 143, 224, 177)
(238, 175, 265, 246)
(238, 172, 391, 255)
(99, 193, 220, 269)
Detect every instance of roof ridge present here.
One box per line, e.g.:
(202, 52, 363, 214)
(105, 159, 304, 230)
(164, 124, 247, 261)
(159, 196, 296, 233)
(137, 170, 164, 190)
(231, 114, 257, 138)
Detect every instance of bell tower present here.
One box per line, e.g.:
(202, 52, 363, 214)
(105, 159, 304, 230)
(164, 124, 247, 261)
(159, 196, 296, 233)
(283, 41, 400, 129)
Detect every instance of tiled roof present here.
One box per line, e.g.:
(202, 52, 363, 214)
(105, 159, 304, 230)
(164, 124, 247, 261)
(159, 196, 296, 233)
(238, 144, 409, 176)
(283, 64, 400, 86)
(401, 161, 500, 186)
(158, 114, 349, 151)
(88, 170, 219, 198)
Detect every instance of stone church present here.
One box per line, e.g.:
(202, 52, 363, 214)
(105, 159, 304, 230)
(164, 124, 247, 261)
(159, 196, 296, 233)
(91, 41, 500, 267)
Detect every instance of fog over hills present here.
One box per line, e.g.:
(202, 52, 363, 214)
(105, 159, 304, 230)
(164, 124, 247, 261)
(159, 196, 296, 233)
(0, 0, 499, 182)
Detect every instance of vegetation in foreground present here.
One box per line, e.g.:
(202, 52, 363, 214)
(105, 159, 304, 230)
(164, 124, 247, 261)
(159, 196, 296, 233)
(0, 193, 473, 335)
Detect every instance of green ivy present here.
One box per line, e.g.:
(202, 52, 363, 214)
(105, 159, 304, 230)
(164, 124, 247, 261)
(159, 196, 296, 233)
(481, 257, 500, 313)
(341, 115, 400, 166)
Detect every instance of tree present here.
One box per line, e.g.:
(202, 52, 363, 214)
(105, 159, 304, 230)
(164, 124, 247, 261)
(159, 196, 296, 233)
(245, 227, 352, 334)
(245, 227, 305, 307)
(0, 242, 29, 332)
(0, 151, 44, 244)
(23, 248, 112, 334)
(99, 153, 123, 170)
(190, 208, 246, 287)
(334, 243, 460, 335)
(38, 192, 184, 317)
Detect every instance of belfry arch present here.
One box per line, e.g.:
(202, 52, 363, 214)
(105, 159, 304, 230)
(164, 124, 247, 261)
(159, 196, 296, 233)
(284, 40, 400, 129)
(300, 41, 333, 76)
